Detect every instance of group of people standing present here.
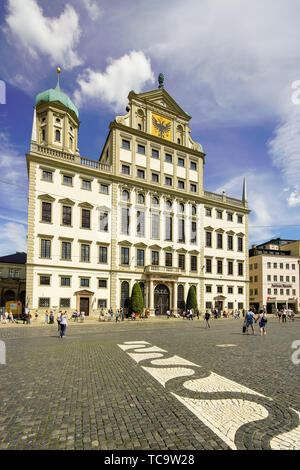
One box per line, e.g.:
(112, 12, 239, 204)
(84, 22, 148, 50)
(277, 308, 295, 323)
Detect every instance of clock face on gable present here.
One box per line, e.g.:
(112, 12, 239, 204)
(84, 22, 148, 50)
(151, 113, 172, 141)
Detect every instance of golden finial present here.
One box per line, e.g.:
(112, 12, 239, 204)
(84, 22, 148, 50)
(57, 67, 61, 74)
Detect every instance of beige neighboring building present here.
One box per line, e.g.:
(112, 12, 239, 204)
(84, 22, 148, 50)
(249, 239, 300, 313)
(26, 70, 250, 317)
(0, 252, 27, 308)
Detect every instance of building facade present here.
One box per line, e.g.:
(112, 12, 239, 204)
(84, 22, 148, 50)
(249, 239, 300, 313)
(0, 252, 27, 308)
(26, 71, 250, 316)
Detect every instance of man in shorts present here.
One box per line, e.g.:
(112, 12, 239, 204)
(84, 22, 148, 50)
(245, 308, 255, 335)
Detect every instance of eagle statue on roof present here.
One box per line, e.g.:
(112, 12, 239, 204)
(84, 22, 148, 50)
(152, 115, 171, 138)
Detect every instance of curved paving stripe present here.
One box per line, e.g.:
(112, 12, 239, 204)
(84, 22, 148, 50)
(118, 343, 150, 351)
(183, 372, 266, 397)
(131, 346, 167, 353)
(270, 410, 300, 450)
(171, 394, 269, 450)
(150, 355, 200, 368)
(141, 366, 196, 387)
(128, 352, 164, 363)
(123, 341, 150, 345)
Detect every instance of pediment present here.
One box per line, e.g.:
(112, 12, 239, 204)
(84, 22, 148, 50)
(134, 242, 147, 248)
(226, 230, 235, 235)
(130, 89, 191, 120)
(38, 194, 55, 202)
(204, 226, 214, 231)
(118, 240, 132, 246)
(149, 244, 161, 250)
(78, 202, 94, 209)
(59, 198, 75, 206)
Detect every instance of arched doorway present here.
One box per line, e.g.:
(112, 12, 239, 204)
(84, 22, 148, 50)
(3, 290, 15, 303)
(120, 281, 130, 313)
(154, 284, 170, 315)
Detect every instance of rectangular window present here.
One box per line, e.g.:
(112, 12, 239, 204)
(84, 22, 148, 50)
(98, 299, 107, 308)
(227, 213, 233, 221)
(122, 139, 130, 149)
(100, 184, 109, 194)
(206, 285, 212, 293)
(165, 176, 172, 186)
(191, 255, 197, 272)
(190, 161, 197, 171)
(81, 244, 90, 262)
(60, 298, 70, 308)
(82, 179, 91, 190)
(42, 202, 51, 223)
(227, 235, 233, 250)
(286, 289, 290, 295)
(152, 148, 159, 159)
(286, 264, 289, 270)
(292, 264, 296, 270)
(206, 231, 212, 247)
(121, 247, 129, 265)
(228, 286, 233, 294)
(217, 260, 223, 274)
(40, 275, 50, 285)
(274, 288, 277, 295)
(217, 286, 223, 293)
(190, 183, 197, 193)
(165, 252, 172, 267)
(228, 261, 233, 275)
(206, 208, 212, 216)
(280, 289, 284, 295)
(274, 263, 277, 269)
(178, 157, 185, 167)
(136, 211, 145, 237)
(63, 175, 73, 186)
(152, 213, 159, 239)
(191, 221, 197, 244)
(122, 208, 130, 235)
(217, 233, 223, 249)
(238, 237, 243, 252)
(61, 277, 71, 287)
(61, 241, 71, 260)
(179, 254, 185, 270)
(165, 216, 173, 241)
(39, 298, 50, 308)
(178, 180, 185, 190)
(122, 164, 130, 175)
(80, 278, 90, 287)
(152, 251, 159, 266)
(267, 275, 271, 281)
(41, 239, 51, 258)
(62, 206, 72, 226)
(206, 258, 212, 273)
(81, 209, 91, 229)
(99, 246, 107, 263)
(228, 302, 234, 310)
(137, 249, 145, 267)
(178, 218, 185, 242)
(274, 275, 277, 281)
(42, 170, 52, 182)
(98, 279, 107, 288)
(280, 276, 283, 282)
(238, 262, 243, 276)
(216, 210, 222, 219)
(280, 263, 283, 269)
(100, 211, 109, 232)
(238, 287, 243, 294)
(137, 169, 145, 179)
(165, 153, 172, 163)
(267, 262, 271, 269)
(237, 215, 243, 223)
(152, 173, 159, 183)
(206, 302, 212, 309)
(137, 144, 145, 154)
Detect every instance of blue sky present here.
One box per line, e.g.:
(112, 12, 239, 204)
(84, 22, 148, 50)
(1, 0, 300, 256)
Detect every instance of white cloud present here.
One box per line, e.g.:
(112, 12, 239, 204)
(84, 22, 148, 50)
(0, 222, 27, 256)
(82, 0, 103, 21)
(74, 51, 155, 111)
(5, 0, 83, 70)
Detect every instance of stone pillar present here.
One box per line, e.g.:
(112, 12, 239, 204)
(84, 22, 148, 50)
(149, 280, 154, 315)
(173, 282, 178, 314)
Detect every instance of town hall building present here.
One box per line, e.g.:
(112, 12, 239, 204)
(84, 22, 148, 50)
(26, 70, 250, 316)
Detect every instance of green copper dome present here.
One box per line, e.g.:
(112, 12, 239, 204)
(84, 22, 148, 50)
(35, 73, 79, 118)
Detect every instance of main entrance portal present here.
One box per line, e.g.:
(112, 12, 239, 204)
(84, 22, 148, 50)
(154, 284, 170, 315)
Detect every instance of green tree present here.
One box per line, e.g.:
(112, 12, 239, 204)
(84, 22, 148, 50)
(186, 286, 198, 312)
(131, 283, 144, 314)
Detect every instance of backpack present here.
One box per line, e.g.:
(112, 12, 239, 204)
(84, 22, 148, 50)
(262, 313, 267, 323)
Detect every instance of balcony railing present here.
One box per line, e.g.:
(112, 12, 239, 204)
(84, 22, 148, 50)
(204, 190, 246, 207)
(145, 265, 185, 275)
(30, 143, 112, 173)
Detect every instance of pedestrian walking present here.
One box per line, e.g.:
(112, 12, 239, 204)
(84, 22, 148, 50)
(204, 310, 211, 328)
(282, 309, 287, 323)
(49, 311, 54, 324)
(59, 312, 67, 338)
(27, 312, 31, 325)
(245, 309, 255, 335)
(80, 311, 85, 322)
(45, 311, 49, 324)
(257, 309, 267, 336)
(35, 310, 39, 321)
(278, 310, 282, 323)
(57, 312, 61, 335)
(166, 309, 171, 319)
(110, 309, 114, 321)
(115, 310, 120, 322)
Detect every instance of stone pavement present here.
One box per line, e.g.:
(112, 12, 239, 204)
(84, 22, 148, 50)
(0, 317, 299, 450)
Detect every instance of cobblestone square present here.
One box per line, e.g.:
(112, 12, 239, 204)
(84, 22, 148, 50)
(0, 317, 299, 450)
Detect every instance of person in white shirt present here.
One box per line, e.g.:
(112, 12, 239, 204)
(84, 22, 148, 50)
(59, 313, 67, 338)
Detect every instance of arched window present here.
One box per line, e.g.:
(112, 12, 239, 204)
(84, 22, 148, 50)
(121, 281, 130, 309)
(138, 193, 144, 205)
(177, 284, 185, 313)
(192, 205, 196, 216)
(139, 282, 145, 305)
(179, 203, 184, 213)
(166, 200, 172, 210)
(122, 190, 129, 202)
(55, 129, 61, 142)
(56, 118, 61, 123)
(152, 197, 159, 207)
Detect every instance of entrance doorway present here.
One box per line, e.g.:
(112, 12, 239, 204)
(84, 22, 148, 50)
(154, 284, 170, 315)
(216, 301, 223, 311)
(80, 297, 89, 316)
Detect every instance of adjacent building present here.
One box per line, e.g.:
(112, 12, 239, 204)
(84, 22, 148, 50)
(0, 252, 27, 308)
(26, 70, 250, 317)
(249, 238, 300, 313)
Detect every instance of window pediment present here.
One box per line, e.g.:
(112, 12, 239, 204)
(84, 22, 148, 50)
(59, 198, 75, 206)
(38, 194, 55, 202)
(226, 230, 235, 235)
(204, 226, 214, 231)
(118, 240, 132, 246)
(78, 202, 94, 209)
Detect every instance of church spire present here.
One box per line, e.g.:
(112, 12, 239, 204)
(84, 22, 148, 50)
(55, 67, 61, 91)
(242, 177, 247, 201)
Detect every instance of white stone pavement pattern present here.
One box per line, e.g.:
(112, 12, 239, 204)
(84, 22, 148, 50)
(118, 340, 300, 450)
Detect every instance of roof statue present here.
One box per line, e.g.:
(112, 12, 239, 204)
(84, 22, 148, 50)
(158, 73, 164, 89)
